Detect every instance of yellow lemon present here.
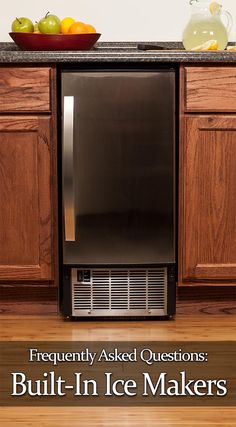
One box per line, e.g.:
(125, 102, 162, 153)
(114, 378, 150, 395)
(227, 45, 236, 51)
(61, 17, 75, 34)
(209, 2, 221, 15)
(33, 23, 41, 33)
(191, 40, 219, 51)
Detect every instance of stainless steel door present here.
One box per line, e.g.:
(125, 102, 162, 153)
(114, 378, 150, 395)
(62, 70, 175, 265)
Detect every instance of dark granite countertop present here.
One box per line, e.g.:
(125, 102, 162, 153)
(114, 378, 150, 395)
(1, 41, 236, 63)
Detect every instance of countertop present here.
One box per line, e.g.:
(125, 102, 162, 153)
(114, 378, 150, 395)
(1, 41, 236, 63)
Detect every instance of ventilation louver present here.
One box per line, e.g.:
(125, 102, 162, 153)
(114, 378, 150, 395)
(72, 268, 167, 316)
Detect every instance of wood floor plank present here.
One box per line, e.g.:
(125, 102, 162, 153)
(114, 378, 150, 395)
(0, 314, 235, 341)
(0, 407, 235, 426)
(0, 314, 235, 426)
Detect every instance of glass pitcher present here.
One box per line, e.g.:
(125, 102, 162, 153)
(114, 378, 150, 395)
(182, 0, 233, 50)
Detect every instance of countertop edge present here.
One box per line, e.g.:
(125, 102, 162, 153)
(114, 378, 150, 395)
(1, 41, 236, 63)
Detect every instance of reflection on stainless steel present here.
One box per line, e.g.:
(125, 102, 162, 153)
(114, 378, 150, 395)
(62, 71, 175, 264)
(61, 69, 176, 318)
(63, 96, 76, 241)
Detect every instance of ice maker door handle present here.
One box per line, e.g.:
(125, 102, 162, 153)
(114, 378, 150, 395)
(63, 96, 76, 242)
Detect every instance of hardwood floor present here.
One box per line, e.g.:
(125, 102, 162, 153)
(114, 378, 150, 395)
(1, 314, 236, 341)
(0, 313, 235, 426)
(1, 284, 236, 316)
(0, 407, 235, 427)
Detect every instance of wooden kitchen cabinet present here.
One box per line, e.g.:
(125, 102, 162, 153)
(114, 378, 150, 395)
(0, 67, 52, 113)
(0, 65, 57, 292)
(183, 66, 236, 112)
(0, 115, 54, 280)
(179, 115, 236, 284)
(179, 65, 236, 286)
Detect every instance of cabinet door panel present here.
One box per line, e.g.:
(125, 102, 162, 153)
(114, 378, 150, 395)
(180, 116, 236, 282)
(0, 67, 51, 113)
(0, 116, 53, 280)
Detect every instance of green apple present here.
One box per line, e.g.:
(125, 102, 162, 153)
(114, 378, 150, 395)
(11, 17, 34, 33)
(38, 12, 61, 34)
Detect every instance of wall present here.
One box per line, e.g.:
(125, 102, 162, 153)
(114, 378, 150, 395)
(1, 0, 236, 42)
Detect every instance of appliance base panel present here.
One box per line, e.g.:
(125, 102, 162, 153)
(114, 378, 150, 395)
(61, 265, 176, 318)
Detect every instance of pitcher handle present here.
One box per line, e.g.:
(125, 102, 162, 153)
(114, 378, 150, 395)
(222, 10, 233, 36)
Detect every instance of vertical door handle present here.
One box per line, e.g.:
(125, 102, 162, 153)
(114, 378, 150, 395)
(63, 96, 76, 241)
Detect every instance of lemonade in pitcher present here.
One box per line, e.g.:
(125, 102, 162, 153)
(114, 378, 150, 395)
(182, 0, 232, 50)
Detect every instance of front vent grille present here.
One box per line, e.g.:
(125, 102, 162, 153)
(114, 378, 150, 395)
(93, 270, 110, 310)
(72, 268, 168, 317)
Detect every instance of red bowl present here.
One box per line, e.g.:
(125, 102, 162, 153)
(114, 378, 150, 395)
(9, 32, 101, 51)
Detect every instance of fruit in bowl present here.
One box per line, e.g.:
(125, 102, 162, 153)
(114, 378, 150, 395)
(11, 17, 34, 33)
(33, 23, 40, 34)
(60, 17, 75, 34)
(38, 12, 61, 34)
(10, 12, 98, 39)
(68, 21, 88, 34)
(66, 21, 97, 34)
(86, 24, 96, 33)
